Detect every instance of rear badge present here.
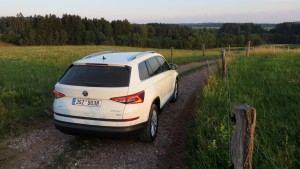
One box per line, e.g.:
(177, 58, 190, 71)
(82, 90, 88, 97)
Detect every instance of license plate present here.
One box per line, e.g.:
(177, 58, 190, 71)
(72, 98, 101, 107)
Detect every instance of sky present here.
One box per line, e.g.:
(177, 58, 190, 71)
(0, 0, 299, 24)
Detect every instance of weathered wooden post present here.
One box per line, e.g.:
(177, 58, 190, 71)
(229, 45, 231, 53)
(288, 46, 290, 52)
(231, 104, 256, 169)
(171, 47, 174, 63)
(202, 44, 205, 56)
(221, 50, 226, 77)
(246, 41, 251, 57)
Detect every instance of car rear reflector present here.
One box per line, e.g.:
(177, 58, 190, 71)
(110, 91, 144, 104)
(122, 117, 140, 122)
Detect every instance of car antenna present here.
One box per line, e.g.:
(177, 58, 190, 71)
(102, 56, 106, 63)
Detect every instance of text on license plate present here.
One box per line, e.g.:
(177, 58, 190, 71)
(72, 98, 101, 107)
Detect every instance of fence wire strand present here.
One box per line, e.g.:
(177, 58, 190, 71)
(225, 53, 281, 169)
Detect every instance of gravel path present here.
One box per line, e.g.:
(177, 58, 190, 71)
(0, 60, 217, 169)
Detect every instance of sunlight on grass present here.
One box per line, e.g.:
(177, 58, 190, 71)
(188, 52, 300, 168)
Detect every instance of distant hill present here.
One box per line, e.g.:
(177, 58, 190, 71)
(178, 23, 223, 29)
(179, 23, 276, 29)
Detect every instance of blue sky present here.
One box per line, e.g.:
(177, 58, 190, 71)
(1, 0, 299, 23)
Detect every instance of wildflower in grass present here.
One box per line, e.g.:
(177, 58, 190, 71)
(208, 139, 217, 151)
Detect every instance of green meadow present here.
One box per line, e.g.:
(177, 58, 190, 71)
(188, 52, 300, 168)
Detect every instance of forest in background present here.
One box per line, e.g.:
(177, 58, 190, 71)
(0, 13, 300, 49)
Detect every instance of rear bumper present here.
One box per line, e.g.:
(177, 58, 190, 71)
(54, 119, 147, 135)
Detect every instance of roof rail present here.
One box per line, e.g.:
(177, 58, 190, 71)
(128, 51, 155, 61)
(81, 50, 118, 60)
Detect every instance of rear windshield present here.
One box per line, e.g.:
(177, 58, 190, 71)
(59, 65, 131, 87)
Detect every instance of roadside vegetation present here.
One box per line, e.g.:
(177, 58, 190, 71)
(188, 51, 300, 168)
(0, 45, 217, 139)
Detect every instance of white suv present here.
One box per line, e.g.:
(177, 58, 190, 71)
(53, 51, 178, 142)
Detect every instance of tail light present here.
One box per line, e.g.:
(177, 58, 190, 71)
(110, 91, 144, 104)
(53, 90, 65, 99)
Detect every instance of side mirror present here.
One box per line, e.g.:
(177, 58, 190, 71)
(170, 63, 177, 70)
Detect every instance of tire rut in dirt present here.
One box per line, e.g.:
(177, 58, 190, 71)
(157, 65, 215, 169)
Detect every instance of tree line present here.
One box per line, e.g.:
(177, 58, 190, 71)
(0, 13, 299, 49)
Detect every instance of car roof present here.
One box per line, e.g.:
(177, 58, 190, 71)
(73, 51, 157, 66)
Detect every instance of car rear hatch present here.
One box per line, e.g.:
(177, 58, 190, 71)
(54, 64, 131, 120)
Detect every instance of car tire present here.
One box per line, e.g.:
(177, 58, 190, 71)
(139, 104, 158, 142)
(171, 80, 178, 103)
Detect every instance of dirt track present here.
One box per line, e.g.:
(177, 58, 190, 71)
(0, 60, 217, 169)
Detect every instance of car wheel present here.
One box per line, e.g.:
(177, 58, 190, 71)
(139, 104, 158, 142)
(171, 80, 178, 103)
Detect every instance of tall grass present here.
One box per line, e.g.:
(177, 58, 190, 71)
(188, 53, 300, 168)
(252, 46, 300, 54)
(0, 45, 218, 139)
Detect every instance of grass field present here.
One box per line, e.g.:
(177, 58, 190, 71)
(1, 44, 299, 168)
(0, 45, 218, 139)
(188, 52, 300, 168)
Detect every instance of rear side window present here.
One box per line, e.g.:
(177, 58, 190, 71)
(138, 61, 150, 80)
(59, 65, 131, 87)
(147, 57, 161, 76)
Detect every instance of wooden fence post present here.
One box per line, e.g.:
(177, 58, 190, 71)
(221, 50, 226, 77)
(206, 60, 210, 74)
(246, 41, 251, 57)
(288, 46, 290, 52)
(231, 104, 256, 169)
(171, 47, 174, 63)
(202, 44, 205, 56)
